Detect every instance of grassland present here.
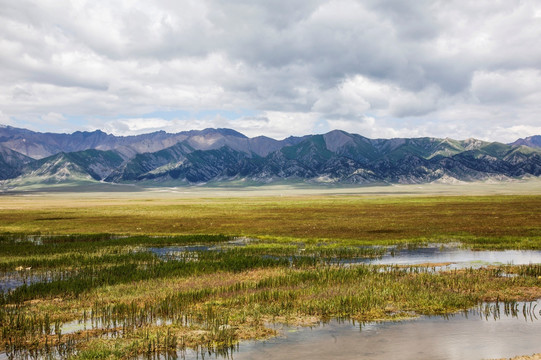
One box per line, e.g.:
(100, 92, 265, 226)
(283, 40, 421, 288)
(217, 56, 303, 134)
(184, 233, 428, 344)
(0, 188, 540, 248)
(1, 185, 540, 359)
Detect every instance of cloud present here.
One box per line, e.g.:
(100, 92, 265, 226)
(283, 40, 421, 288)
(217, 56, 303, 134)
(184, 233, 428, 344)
(41, 112, 67, 125)
(101, 118, 171, 135)
(312, 77, 373, 117)
(471, 69, 541, 104)
(0, 0, 541, 142)
(97, 111, 319, 140)
(0, 111, 14, 126)
(327, 116, 376, 135)
(313, 75, 445, 121)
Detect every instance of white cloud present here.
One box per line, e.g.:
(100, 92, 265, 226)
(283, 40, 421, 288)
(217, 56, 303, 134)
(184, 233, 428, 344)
(102, 118, 171, 135)
(313, 75, 447, 134)
(240, 111, 320, 138)
(326, 116, 375, 135)
(489, 125, 541, 143)
(41, 112, 66, 125)
(95, 111, 319, 140)
(312, 79, 372, 117)
(0, 111, 14, 126)
(471, 69, 541, 104)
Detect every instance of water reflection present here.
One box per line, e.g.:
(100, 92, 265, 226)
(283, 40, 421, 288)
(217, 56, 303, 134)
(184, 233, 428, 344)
(177, 300, 541, 360)
(369, 246, 541, 269)
(0, 270, 61, 293)
(148, 243, 541, 270)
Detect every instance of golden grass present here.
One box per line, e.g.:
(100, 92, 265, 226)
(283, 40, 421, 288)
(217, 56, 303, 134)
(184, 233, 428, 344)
(0, 194, 540, 244)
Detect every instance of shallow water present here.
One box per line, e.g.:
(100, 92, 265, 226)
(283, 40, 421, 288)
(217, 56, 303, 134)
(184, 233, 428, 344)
(149, 243, 541, 270)
(59, 317, 174, 335)
(148, 245, 213, 257)
(0, 271, 55, 293)
(4, 246, 538, 293)
(366, 246, 541, 269)
(180, 300, 541, 360)
(146, 237, 254, 259)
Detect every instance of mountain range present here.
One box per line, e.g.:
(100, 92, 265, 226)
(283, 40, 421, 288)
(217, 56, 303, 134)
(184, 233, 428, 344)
(0, 125, 540, 189)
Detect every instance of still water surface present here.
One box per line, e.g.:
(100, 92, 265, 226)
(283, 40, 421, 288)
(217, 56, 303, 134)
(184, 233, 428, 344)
(150, 244, 541, 269)
(181, 300, 541, 360)
(365, 246, 541, 269)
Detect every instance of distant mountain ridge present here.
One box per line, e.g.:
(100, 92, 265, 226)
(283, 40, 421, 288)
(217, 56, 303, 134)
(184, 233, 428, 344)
(511, 135, 541, 149)
(0, 125, 302, 160)
(0, 125, 540, 188)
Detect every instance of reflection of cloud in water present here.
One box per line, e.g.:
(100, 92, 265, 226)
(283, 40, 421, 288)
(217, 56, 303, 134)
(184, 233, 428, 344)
(222, 300, 541, 360)
(347, 246, 541, 269)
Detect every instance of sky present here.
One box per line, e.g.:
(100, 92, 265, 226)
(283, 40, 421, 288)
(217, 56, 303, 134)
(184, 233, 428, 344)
(1, 0, 541, 142)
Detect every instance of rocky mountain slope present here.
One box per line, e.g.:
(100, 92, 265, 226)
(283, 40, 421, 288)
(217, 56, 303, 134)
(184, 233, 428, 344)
(0, 145, 33, 180)
(0, 126, 540, 187)
(511, 135, 541, 149)
(7, 149, 125, 186)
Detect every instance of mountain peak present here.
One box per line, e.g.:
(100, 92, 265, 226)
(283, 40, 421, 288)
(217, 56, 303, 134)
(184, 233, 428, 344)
(511, 135, 541, 149)
(202, 128, 248, 138)
(71, 129, 108, 136)
(324, 130, 354, 152)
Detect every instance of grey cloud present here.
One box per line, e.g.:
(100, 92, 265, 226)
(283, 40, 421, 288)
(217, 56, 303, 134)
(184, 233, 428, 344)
(366, 0, 441, 40)
(1, 0, 541, 142)
(471, 70, 541, 104)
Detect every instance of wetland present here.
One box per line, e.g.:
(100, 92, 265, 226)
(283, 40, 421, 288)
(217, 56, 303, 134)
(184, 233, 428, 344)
(0, 187, 540, 359)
